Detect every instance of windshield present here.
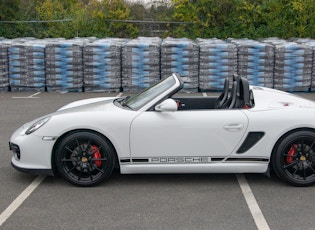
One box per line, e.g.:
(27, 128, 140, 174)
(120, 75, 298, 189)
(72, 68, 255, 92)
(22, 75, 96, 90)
(123, 76, 176, 110)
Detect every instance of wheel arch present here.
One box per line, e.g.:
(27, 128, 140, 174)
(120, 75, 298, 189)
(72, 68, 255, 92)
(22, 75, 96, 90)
(271, 127, 315, 161)
(51, 129, 119, 175)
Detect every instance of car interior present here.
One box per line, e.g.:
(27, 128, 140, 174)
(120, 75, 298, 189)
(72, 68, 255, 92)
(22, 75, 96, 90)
(172, 75, 254, 110)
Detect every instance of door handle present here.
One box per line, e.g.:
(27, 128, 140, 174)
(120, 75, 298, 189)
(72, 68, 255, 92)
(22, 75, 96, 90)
(224, 123, 244, 132)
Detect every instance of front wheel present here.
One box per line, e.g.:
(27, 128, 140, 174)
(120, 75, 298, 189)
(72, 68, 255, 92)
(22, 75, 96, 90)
(272, 130, 315, 187)
(55, 131, 115, 187)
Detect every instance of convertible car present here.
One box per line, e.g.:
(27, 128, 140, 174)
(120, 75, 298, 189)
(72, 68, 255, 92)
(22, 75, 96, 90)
(9, 73, 315, 187)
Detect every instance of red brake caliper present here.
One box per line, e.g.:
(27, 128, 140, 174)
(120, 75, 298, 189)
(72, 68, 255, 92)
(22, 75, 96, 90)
(92, 145, 102, 167)
(286, 144, 297, 164)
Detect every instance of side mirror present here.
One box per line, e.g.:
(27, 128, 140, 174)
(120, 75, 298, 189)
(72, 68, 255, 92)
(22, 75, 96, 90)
(155, 99, 178, 112)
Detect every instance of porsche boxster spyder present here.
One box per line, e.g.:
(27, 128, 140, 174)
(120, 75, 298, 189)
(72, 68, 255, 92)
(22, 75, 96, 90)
(9, 73, 315, 186)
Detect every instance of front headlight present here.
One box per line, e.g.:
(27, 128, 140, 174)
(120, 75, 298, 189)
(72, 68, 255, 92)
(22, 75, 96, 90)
(25, 117, 51, 135)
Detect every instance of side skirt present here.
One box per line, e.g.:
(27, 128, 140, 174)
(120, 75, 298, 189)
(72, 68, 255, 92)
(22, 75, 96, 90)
(120, 162, 269, 174)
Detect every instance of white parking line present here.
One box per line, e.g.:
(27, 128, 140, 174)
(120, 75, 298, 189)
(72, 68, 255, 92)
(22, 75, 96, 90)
(12, 92, 41, 99)
(117, 92, 123, 97)
(236, 174, 270, 230)
(0, 175, 46, 227)
(202, 92, 268, 229)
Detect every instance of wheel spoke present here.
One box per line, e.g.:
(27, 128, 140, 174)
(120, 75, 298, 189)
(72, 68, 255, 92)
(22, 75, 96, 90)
(301, 138, 305, 155)
(66, 165, 77, 173)
(292, 167, 299, 177)
(303, 163, 306, 180)
(94, 167, 105, 174)
(61, 158, 79, 162)
(309, 139, 315, 151)
(86, 139, 91, 150)
(78, 166, 83, 181)
(76, 139, 83, 152)
(88, 146, 104, 156)
(283, 160, 298, 169)
(91, 157, 107, 162)
(291, 144, 299, 152)
(282, 153, 297, 157)
(309, 165, 315, 174)
(87, 166, 93, 180)
(65, 146, 76, 155)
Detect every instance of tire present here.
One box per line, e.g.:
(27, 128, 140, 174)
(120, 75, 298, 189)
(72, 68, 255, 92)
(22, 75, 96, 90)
(272, 130, 315, 187)
(55, 131, 115, 187)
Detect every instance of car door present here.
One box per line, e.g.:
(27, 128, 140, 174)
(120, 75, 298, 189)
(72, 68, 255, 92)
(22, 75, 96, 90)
(130, 109, 248, 161)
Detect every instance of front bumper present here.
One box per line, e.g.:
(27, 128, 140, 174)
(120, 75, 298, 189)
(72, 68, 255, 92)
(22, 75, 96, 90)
(11, 161, 54, 176)
(9, 125, 57, 175)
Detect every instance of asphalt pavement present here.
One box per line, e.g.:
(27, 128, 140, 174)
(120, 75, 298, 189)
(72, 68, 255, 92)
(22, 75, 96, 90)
(1, 91, 315, 230)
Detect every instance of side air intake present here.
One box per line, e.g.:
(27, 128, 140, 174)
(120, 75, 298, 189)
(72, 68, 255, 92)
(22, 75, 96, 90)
(237, 132, 265, 154)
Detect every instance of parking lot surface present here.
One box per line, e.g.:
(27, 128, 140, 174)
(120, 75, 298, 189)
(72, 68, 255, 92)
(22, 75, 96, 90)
(1, 92, 315, 230)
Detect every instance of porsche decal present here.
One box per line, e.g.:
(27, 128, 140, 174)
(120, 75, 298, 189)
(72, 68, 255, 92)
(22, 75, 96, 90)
(120, 157, 268, 164)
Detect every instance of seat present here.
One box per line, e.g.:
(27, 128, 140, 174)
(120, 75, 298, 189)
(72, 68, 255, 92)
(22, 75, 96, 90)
(234, 77, 251, 109)
(222, 75, 239, 109)
(215, 75, 252, 109)
(227, 81, 238, 109)
(215, 78, 229, 109)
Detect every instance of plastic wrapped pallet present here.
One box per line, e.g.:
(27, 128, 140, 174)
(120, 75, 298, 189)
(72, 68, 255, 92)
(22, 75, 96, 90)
(0, 40, 10, 91)
(262, 38, 312, 92)
(197, 38, 237, 91)
(83, 38, 127, 92)
(228, 38, 274, 88)
(122, 37, 161, 92)
(45, 39, 84, 92)
(292, 38, 315, 92)
(161, 37, 199, 92)
(306, 41, 315, 92)
(8, 40, 46, 92)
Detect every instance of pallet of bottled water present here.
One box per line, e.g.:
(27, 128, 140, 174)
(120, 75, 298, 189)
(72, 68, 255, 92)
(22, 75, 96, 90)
(161, 37, 199, 92)
(45, 39, 84, 92)
(122, 37, 161, 92)
(262, 38, 312, 92)
(0, 39, 10, 91)
(197, 38, 237, 91)
(229, 38, 274, 88)
(83, 38, 127, 92)
(8, 39, 46, 92)
(292, 38, 315, 92)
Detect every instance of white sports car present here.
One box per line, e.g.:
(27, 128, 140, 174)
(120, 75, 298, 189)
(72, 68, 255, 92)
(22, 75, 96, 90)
(9, 73, 315, 187)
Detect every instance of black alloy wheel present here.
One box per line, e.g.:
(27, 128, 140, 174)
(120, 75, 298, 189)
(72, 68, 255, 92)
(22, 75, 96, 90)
(272, 130, 315, 186)
(55, 131, 115, 186)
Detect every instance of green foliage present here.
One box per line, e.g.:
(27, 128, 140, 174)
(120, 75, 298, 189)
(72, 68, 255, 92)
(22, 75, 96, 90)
(170, 0, 315, 39)
(0, 0, 138, 38)
(0, 0, 314, 39)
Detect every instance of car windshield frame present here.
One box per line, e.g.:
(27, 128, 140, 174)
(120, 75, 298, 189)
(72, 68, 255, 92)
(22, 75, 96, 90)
(121, 75, 178, 111)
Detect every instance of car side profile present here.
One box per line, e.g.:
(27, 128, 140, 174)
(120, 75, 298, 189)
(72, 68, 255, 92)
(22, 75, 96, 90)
(9, 73, 315, 186)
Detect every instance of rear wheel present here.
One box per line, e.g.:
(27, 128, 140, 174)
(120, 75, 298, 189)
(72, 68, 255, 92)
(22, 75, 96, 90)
(272, 131, 315, 186)
(55, 131, 115, 186)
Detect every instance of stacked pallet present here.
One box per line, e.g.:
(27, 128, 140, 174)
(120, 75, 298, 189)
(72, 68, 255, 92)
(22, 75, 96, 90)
(229, 38, 274, 88)
(0, 40, 10, 91)
(45, 39, 84, 92)
(122, 37, 161, 92)
(197, 38, 237, 91)
(293, 39, 315, 92)
(262, 38, 313, 92)
(8, 40, 46, 91)
(307, 41, 315, 91)
(83, 38, 126, 92)
(161, 37, 199, 92)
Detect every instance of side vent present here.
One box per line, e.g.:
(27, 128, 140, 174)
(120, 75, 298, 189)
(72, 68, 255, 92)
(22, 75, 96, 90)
(237, 132, 265, 154)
